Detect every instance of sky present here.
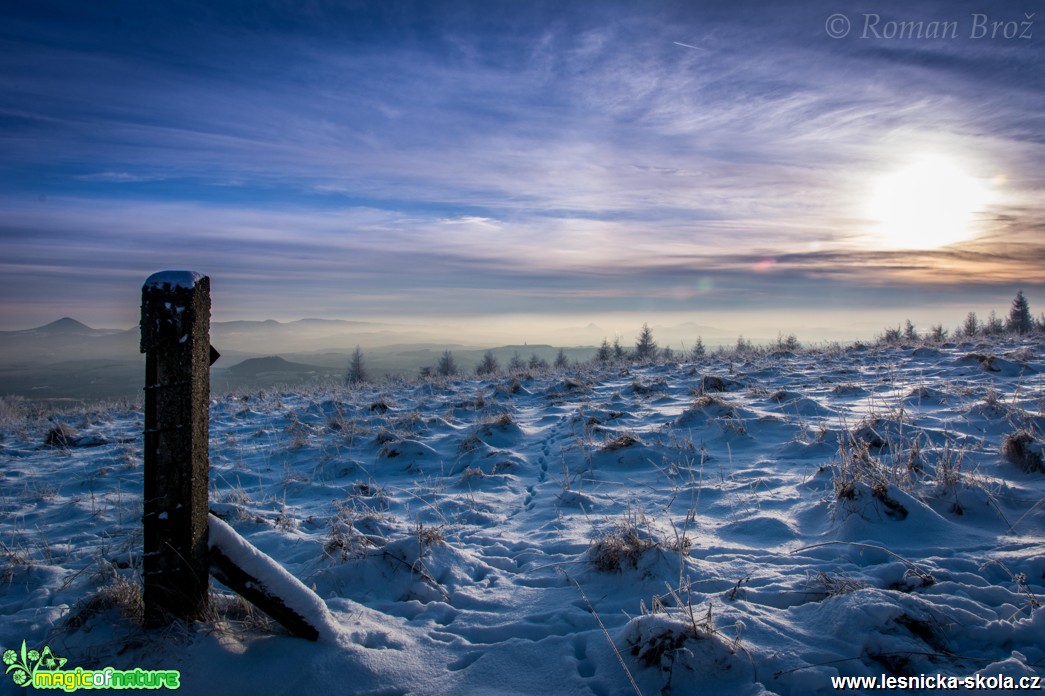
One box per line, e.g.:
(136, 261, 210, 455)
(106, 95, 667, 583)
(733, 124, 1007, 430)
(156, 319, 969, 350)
(1, 0, 1043, 344)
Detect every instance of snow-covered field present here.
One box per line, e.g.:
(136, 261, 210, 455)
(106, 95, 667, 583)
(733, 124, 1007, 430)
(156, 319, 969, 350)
(2, 338, 1044, 695)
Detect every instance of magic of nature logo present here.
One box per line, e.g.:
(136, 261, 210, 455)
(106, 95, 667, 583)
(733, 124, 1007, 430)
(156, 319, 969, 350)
(4, 640, 180, 691)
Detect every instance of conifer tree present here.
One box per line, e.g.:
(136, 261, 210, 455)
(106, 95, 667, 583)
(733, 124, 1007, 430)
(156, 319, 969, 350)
(961, 312, 980, 337)
(882, 326, 901, 343)
(554, 348, 570, 369)
(985, 310, 1004, 335)
(508, 352, 526, 373)
(634, 323, 657, 361)
(476, 350, 499, 376)
(1008, 290, 1032, 334)
(345, 346, 367, 385)
(437, 350, 458, 377)
(596, 339, 612, 363)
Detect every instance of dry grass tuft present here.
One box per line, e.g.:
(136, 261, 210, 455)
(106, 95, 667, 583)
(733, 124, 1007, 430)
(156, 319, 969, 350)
(1001, 430, 1044, 473)
(65, 575, 144, 629)
(207, 593, 275, 633)
(602, 433, 640, 451)
(692, 394, 724, 409)
(44, 424, 77, 448)
(696, 375, 732, 393)
(589, 511, 659, 572)
(810, 569, 869, 598)
(416, 521, 445, 548)
(491, 412, 514, 426)
(324, 496, 389, 561)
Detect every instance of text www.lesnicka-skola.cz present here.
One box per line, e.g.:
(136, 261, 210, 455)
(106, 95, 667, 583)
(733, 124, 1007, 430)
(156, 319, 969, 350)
(830, 674, 1042, 691)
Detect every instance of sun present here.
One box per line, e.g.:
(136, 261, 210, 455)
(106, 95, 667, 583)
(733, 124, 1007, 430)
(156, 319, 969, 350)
(865, 155, 991, 249)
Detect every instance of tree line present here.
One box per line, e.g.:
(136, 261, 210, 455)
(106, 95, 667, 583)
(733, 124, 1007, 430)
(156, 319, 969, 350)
(344, 346, 574, 384)
(343, 322, 781, 384)
(344, 290, 1041, 384)
(881, 290, 1041, 343)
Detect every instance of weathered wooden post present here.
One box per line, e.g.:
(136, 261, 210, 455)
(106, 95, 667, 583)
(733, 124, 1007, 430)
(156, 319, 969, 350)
(140, 271, 216, 625)
(137, 271, 333, 640)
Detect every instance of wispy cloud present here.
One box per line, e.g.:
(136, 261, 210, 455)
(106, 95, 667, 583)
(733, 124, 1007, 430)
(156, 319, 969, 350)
(75, 172, 168, 183)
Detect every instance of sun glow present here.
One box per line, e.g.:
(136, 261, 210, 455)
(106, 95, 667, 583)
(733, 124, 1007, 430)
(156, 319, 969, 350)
(866, 155, 991, 249)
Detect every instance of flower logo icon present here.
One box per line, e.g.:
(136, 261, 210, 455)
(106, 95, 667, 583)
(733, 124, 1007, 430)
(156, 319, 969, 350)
(4, 640, 67, 688)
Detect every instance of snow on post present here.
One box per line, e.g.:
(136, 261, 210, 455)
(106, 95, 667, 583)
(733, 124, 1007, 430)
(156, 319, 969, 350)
(208, 514, 338, 642)
(144, 270, 205, 291)
(140, 270, 215, 625)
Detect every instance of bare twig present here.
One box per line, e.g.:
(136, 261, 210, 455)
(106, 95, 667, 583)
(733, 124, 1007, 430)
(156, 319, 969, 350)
(561, 569, 643, 696)
(791, 541, 934, 585)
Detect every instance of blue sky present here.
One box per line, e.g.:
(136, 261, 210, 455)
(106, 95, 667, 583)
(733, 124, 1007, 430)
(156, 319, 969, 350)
(1, 0, 1043, 342)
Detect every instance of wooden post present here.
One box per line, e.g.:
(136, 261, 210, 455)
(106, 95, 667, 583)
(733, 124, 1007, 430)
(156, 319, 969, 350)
(140, 271, 215, 625)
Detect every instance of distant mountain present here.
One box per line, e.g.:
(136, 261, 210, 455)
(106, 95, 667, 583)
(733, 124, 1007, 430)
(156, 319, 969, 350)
(35, 317, 95, 334)
(213, 318, 381, 333)
(12, 317, 124, 337)
(210, 355, 346, 394)
(293, 318, 378, 328)
(668, 321, 722, 333)
(0, 318, 138, 366)
(223, 356, 331, 377)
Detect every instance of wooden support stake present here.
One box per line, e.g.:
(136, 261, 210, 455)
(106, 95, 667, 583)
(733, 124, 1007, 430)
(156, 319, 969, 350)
(207, 514, 330, 641)
(140, 271, 214, 625)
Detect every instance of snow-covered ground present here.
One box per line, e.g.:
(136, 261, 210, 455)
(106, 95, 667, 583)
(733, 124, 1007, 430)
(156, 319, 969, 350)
(2, 338, 1043, 695)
